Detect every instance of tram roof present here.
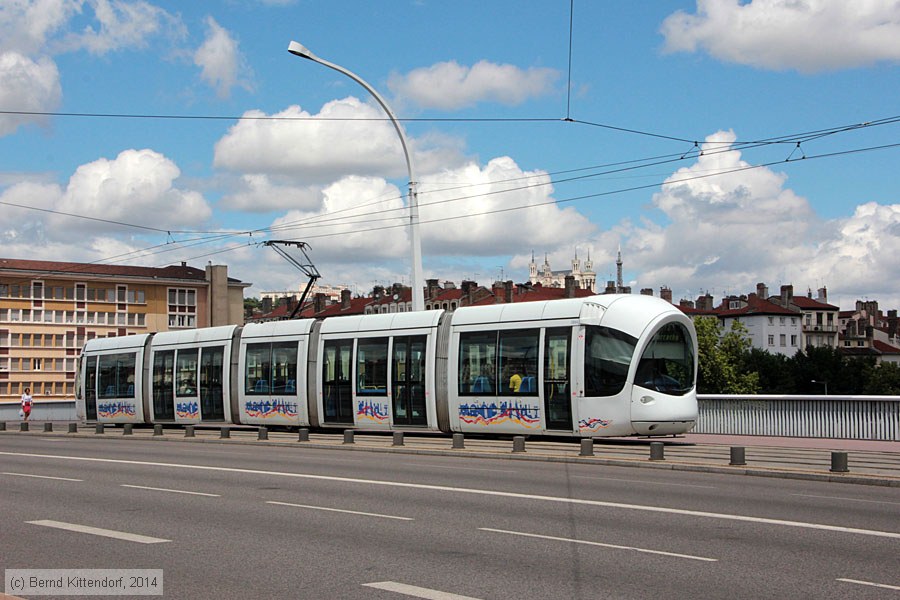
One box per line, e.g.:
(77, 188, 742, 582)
(451, 294, 688, 334)
(242, 319, 316, 340)
(318, 309, 444, 334)
(151, 324, 238, 347)
(82, 333, 151, 353)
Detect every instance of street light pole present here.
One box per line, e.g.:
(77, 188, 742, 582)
(811, 379, 828, 395)
(287, 41, 425, 311)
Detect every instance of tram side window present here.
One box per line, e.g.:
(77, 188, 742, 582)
(584, 326, 637, 397)
(271, 342, 298, 394)
(245, 343, 298, 395)
(357, 338, 388, 395)
(459, 331, 497, 395)
(245, 344, 270, 394)
(98, 352, 136, 398)
(175, 349, 198, 396)
(635, 322, 694, 396)
(499, 329, 539, 395)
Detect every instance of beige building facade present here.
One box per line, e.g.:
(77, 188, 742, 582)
(0, 259, 248, 404)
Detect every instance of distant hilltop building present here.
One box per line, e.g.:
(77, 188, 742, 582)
(530, 248, 631, 294)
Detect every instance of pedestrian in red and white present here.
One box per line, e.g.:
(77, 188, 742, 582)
(21, 387, 33, 421)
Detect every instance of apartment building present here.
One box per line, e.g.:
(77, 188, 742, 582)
(0, 258, 249, 403)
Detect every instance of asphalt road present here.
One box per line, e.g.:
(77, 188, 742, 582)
(1, 435, 898, 599)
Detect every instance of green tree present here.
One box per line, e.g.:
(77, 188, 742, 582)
(693, 317, 759, 394)
(744, 348, 795, 393)
(243, 297, 262, 318)
(864, 362, 900, 395)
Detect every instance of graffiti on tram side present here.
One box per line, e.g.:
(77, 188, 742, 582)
(98, 401, 136, 419)
(578, 417, 612, 432)
(245, 399, 299, 419)
(357, 400, 390, 423)
(458, 401, 541, 429)
(176, 401, 199, 419)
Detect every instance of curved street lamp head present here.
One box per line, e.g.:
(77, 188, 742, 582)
(287, 41, 315, 60)
(285, 39, 426, 312)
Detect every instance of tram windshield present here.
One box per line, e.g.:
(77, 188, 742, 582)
(584, 326, 637, 397)
(634, 322, 695, 396)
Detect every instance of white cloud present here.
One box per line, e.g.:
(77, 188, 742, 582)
(388, 60, 558, 110)
(193, 16, 252, 99)
(60, 0, 183, 55)
(213, 100, 468, 183)
(218, 174, 321, 213)
(661, 0, 900, 72)
(0, 52, 62, 136)
(250, 157, 593, 292)
(56, 148, 212, 231)
(0, 0, 81, 54)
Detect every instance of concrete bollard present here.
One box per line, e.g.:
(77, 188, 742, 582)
(343, 429, 354, 444)
(67, 423, 77, 433)
(123, 424, 133, 436)
(512, 435, 526, 453)
(220, 427, 230, 439)
(452, 432, 465, 449)
(95, 423, 104, 434)
(20, 422, 29, 432)
(298, 428, 309, 442)
(185, 425, 195, 438)
(44, 423, 53, 433)
(153, 424, 163, 436)
(0, 422, 5, 431)
(649, 441, 665, 461)
(258, 426, 269, 441)
(830, 451, 849, 473)
(579, 438, 594, 457)
(729, 446, 746, 466)
(392, 431, 404, 446)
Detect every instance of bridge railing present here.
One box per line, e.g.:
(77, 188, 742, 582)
(695, 395, 900, 441)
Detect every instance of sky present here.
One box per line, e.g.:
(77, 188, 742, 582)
(1, 0, 899, 311)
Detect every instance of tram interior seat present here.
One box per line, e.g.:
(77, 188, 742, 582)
(519, 376, 535, 393)
(285, 379, 296, 393)
(472, 376, 492, 393)
(254, 379, 269, 393)
(127, 384, 134, 396)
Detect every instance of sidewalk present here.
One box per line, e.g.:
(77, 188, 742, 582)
(3, 422, 899, 487)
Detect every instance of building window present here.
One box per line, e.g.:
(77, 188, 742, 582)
(32, 358, 42, 371)
(768, 335, 774, 346)
(791, 335, 798, 346)
(168, 288, 197, 329)
(779, 334, 786, 347)
(767, 317, 774, 325)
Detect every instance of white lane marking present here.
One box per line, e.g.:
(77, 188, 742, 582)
(837, 578, 900, 591)
(573, 475, 716, 489)
(363, 581, 483, 600)
(791, 493, 900, 507)
(27, 520, 170, 544)
(4, 451, 899, 540)
(479, 527, 717, 562)
(267, 501, 413, 521)
(406, 463, 517, 473)
(121, 484, 220, 497)
(1, 472, 82, 482)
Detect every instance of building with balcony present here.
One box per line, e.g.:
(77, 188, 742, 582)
(0, 258, 249, 404)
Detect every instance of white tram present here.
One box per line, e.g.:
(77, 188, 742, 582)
(77, 294, 698, 437)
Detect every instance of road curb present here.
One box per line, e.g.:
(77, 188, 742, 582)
(4, 429, 898, 488)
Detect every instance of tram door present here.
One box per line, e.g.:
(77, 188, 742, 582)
(152, 350, 175, 420)
(392, 336, 427, 426)
(84, 356, 98, 420)
(543, 328, 572, 430)
(199, 346, 225, 420)
(323, 339, 353, 424)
